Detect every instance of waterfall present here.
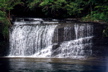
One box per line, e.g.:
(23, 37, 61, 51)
(8, 18, 93, 59)
(9, 24, 57, 57)
(52, 24, 93, 59)
(74, 24, 79, 39)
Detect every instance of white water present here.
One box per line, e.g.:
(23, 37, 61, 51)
(9, 24, 57, 57)
(74, 24, 79, 39)
(54, 36, 93, 59)
(9, 19, 93, 59)
(14, 18, 58, 25)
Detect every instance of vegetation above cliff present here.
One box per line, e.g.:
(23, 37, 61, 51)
(27, 0, 108, 22)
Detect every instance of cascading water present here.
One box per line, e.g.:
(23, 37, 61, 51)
(8, 18, 93, 59)
(52, 24, 93, 58)
(9, 24, 57, 57)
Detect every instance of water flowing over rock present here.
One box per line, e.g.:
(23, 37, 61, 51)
(8, 18, 102, 59)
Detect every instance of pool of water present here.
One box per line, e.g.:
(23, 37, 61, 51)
(0, 57, 108, 72)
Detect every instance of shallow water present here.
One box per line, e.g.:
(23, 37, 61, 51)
(0, 57, 108, 72)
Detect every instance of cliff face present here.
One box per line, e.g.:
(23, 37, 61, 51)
(0, 24, 9, 56)
(91, 23, 108, 57)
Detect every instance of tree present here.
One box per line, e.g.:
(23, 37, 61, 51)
(27, 0, 84, 18)
(82, 0, 108, 22)
(0, 0, 23, 38)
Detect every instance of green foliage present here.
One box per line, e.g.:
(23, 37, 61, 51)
(0, 11, 6, 21)
(81, 0, 108, 23)
(0, 0, 23, 38)
(65, 2, 83, 16)
(82, 12, 108, 22)
(28, 0, 84, 17)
